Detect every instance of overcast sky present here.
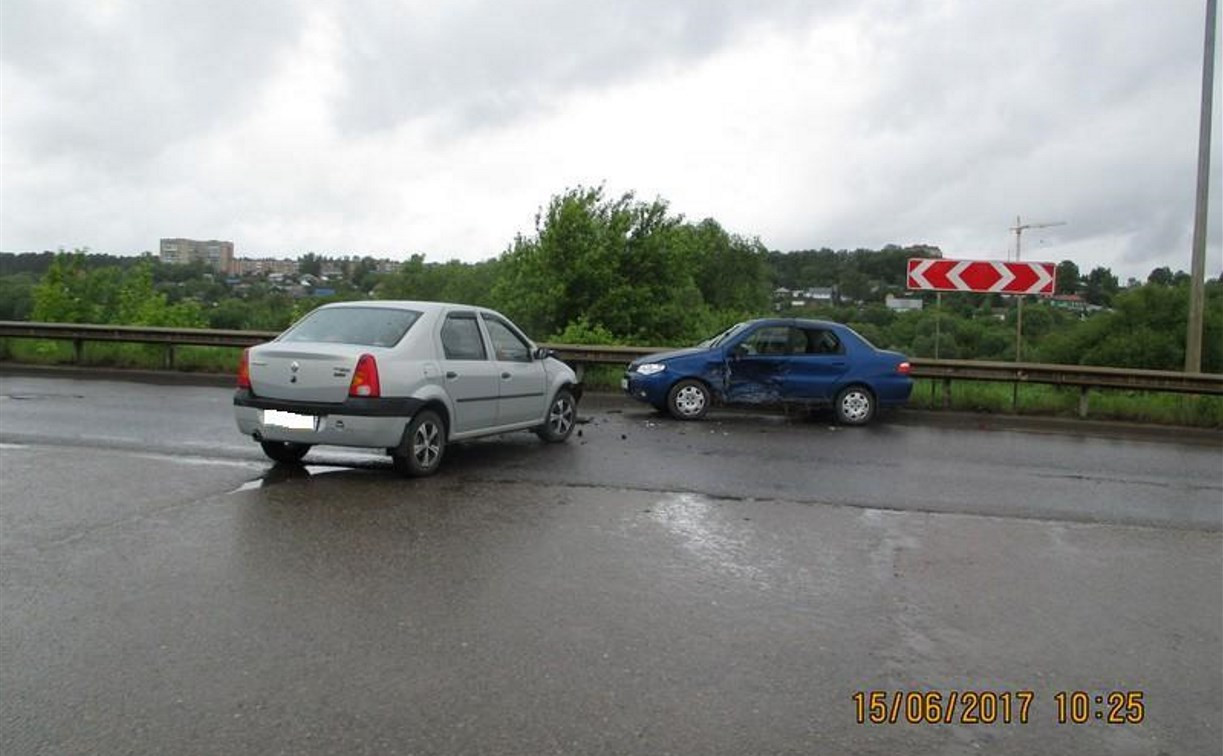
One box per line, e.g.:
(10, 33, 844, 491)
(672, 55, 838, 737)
(2, 0, 1220, 281)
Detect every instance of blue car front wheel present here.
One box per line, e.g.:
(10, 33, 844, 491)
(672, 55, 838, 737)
(667, 379, 710, 420)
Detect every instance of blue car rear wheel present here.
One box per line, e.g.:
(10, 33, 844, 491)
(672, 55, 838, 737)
(834, 385, 875, 425)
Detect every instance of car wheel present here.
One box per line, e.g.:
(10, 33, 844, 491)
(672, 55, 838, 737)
(536, 388, 577, 443)
(666, 379, 710, 420)
(393, 409, 446, 477)
(834, 385, 875, 426)
(260, 440, 311, 464)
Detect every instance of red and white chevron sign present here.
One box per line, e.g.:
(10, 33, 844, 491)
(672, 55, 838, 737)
(907, 258, 1056, 295)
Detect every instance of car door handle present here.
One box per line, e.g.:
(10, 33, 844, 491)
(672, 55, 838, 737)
(445, 371, 458, 379)
(501, 372, 512, 379)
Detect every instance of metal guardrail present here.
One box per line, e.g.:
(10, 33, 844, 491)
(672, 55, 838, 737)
(2, 322, 1221, 417)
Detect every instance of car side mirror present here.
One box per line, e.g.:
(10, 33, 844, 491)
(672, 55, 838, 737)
(731, 344, 749, 360)
(533, 346, 555, 361)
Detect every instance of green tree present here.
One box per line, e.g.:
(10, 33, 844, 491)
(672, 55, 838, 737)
(31, 253, 95, 323)
(376, 255, 502, 306)
(1146, 266, 1175, 286)
(838, 269, 871, 303)
(492, 186, 711, 343)
(0, 274, 36, 320)
(1055, 260, 1080, 294)
(675, 219, 771, 313)
(31, 253, 205, 328)
(1037, 280, 1222, 372)
(298, 253, 323, 277)
(1081, 266, 1120, 306)
(208, 298, 252, 330)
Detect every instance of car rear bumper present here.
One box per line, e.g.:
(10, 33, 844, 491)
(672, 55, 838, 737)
(873, 377, 914, 406)
(233, 389, 423, 449)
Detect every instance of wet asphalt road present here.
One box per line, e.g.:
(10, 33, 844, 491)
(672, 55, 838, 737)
(1, 374, 1221, 755)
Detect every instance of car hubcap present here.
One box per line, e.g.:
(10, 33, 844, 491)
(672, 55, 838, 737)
(413, 422, 441, 467)
(549, 398, 574, 435)
(841, 392, 870, 422)
(675, 385, 706, 415)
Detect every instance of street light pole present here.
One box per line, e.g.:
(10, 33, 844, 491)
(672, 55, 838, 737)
(1011, 216, 1066, 361)
(1186, 0, 1216, 373)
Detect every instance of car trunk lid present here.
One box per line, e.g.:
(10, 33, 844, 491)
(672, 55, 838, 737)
(249, 342, 377, 403)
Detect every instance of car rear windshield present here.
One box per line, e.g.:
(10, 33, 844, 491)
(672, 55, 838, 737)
(280, 307, 421, 348)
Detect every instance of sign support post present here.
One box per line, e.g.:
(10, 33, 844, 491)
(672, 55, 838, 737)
(935, 292, 942, 359)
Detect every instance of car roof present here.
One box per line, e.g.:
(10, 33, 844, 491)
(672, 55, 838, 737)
(315, 300, 496, 316)
(745, 317, 843, 329)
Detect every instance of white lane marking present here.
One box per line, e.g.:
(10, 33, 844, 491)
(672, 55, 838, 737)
(0, 439, 263, 469)
(129, 453, 264, 470)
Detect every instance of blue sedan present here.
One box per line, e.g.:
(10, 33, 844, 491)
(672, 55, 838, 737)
(622, 318, 913, 424)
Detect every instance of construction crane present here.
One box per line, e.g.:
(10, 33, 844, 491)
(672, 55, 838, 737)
(1011, 216, 1067, 263)
(1010, 216, 1066, 362)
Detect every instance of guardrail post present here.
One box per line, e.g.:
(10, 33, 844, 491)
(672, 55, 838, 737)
(1012, 383, 1019, 412)
(72, 338, 83, 365)
(941, 378, 952, 409)
(164, 345, 175, 370)
(1078, 386, 1090, 419)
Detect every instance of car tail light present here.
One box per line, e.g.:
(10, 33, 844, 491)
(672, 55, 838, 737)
(349, 354, 381, 398)
(237, 348, 251, 389)
(897, 361, 911, 376)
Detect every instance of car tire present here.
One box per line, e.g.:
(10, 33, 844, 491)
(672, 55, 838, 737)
(666, 379, 710, 420)
(834, 385, 875, 426)
(393, 409, 446, 477)
(536, 388, 577, 443)
(260, 440, 311, 464)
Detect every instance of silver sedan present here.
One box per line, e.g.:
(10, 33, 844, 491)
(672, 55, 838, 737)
(234, 301, 580, 476)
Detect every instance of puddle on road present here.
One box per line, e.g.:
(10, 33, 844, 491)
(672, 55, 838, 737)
(227, 464, 367, 494)
(648, 492, 767, 585)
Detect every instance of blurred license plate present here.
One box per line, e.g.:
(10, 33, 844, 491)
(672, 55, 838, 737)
(263, 410, 316, 430)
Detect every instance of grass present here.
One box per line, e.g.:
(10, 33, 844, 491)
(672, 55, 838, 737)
(908, 378, 1223, 428)
(579, 364, 625, 391)
(3, 338, 1219, 428)
(0, 338, 241, 374)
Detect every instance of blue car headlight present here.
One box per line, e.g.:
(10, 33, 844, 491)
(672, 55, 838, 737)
(635, 363, 666, 376)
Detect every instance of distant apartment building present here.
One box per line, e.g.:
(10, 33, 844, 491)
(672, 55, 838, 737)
(160, 238, 234, 273)
(233, 257, 301, 276)
(885, 293, 924, 312)
(775, 286, 837, 308)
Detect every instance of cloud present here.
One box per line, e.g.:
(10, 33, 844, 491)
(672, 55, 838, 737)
(1, 0, 305, 168)
(0, 0, 1218, 281)
(326, 0, 832, 135)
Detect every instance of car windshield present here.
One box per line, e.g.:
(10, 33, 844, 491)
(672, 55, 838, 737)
(700, 322, 749, 348)
(280, 307, 421, 348)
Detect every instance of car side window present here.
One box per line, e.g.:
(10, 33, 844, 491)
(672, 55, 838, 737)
(801, 328, 843, 355)
(482, 316, 531, 362)
(741, 326, 793, 356)
(441, 313, 487, 360)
